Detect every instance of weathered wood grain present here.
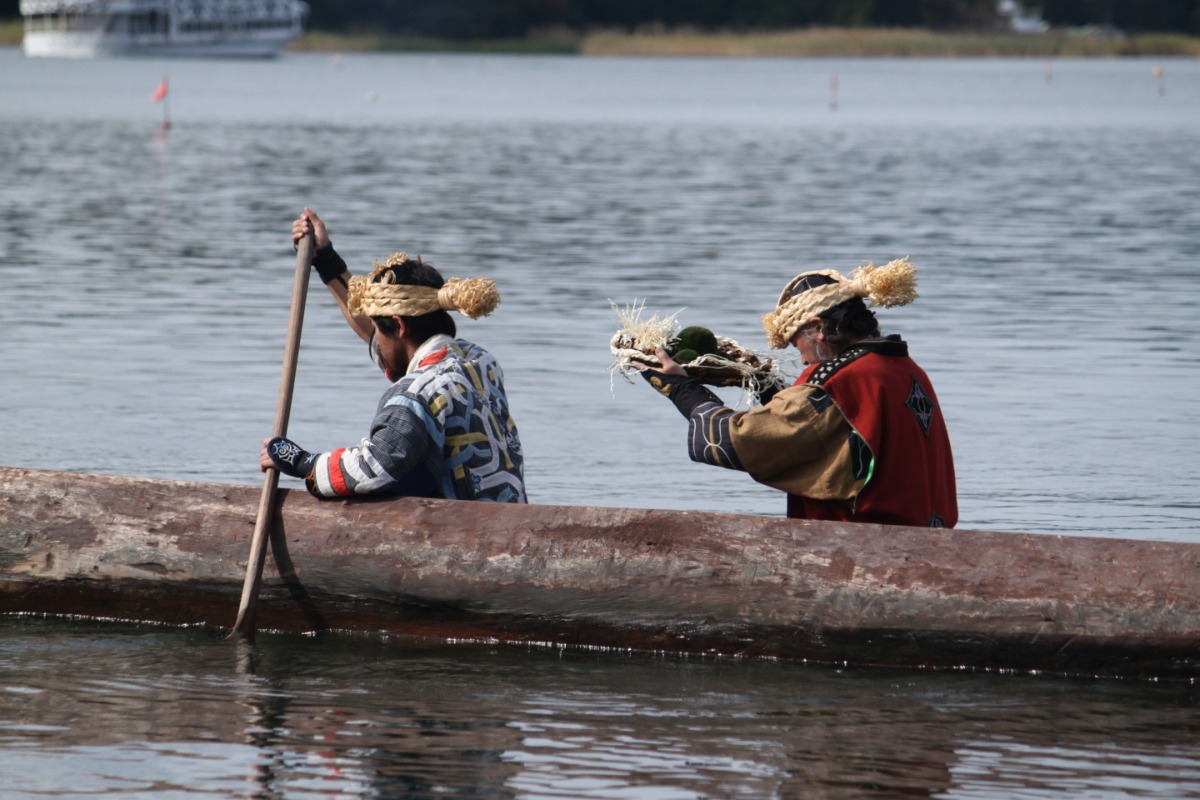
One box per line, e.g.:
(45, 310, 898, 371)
(1, 466, 1197, 678)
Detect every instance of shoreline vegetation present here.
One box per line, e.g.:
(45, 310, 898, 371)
(283, 26, 1200, 58)
(3, 18, 1199, 57)
(573, 27, 1200, 57)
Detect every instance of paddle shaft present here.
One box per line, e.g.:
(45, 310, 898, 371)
(228, 233, 314, 639)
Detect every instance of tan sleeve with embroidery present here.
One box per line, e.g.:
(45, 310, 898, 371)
(728, 385, 865, 502)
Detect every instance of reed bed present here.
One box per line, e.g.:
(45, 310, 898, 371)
(0, 19, 23, 46)
(580, 27, 1200, 58)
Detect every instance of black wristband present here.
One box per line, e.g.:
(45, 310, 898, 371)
(641, 370, 724, 419)
(312, 243, 349, 286)
(266, 436, 318, 478)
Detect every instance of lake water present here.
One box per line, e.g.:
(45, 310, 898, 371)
(1, 48, 1198, 798)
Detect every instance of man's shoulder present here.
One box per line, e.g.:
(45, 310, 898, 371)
(448, 339, 506, 378)
(448, 337, 496, 361)
(806, 337, 913, 386)
(860, 335, 909, 358)
(403, 339, 484, 386)
(770, 381, 840, 410)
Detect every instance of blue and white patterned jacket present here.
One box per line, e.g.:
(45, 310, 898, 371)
(306, 334, 526, 503)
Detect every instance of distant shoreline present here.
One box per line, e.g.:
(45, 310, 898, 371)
(3, 19, 1198, 57)
(286, 26, 1200, 58)
(574, 27, 1200, 58)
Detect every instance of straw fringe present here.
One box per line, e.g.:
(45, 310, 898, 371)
(437, 277, 500, 319)
(850, 257, 918, 308)
(762, 311, 789, 350)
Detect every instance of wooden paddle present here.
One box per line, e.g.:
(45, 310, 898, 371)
(228, 232, 314, 641)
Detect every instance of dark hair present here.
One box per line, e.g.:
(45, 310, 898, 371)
(371, 256, 457, 341)
(817, 297, 879, 353)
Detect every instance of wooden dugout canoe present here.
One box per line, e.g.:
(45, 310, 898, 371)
(1, 465, 1197, 679)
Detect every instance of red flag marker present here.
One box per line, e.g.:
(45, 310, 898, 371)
(152, 75, 171, 130)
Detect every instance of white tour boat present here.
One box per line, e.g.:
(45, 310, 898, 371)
(20, 0, 308, 58)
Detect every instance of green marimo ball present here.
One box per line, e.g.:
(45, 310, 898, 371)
(669, 326, 720, 358)
(671, 348, 699, 364)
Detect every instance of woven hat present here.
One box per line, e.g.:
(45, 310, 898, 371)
(347, 253, 499, 320)
(761, 257, 918, 349)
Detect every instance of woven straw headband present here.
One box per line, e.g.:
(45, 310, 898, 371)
(347, 253, 500, 320)
(761, 257, 918, 349)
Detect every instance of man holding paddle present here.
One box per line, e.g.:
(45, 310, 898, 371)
(260, 208, 526, 503)
(637, 258, 956, 528)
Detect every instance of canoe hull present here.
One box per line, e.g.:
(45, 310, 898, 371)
(1, 466, 1197, 678)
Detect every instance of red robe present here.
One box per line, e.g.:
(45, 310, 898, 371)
(789, 343, 957, 527)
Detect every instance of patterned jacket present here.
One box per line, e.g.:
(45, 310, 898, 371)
(645, 335, 955, 527)
(306, 334, 526, 503)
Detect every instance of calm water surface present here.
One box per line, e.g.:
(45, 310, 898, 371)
(2, 618, 1199, 800)
(1, 49, 1199, 798)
